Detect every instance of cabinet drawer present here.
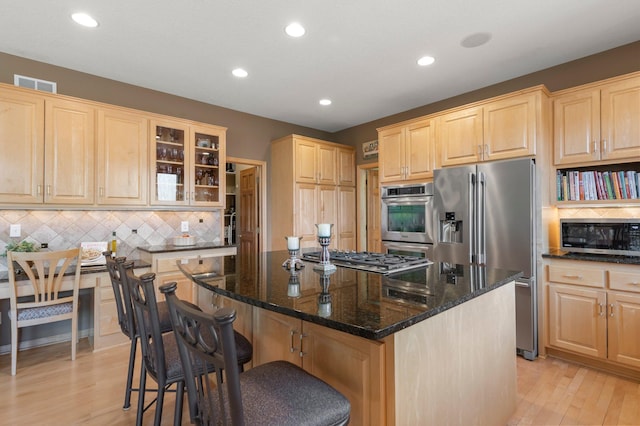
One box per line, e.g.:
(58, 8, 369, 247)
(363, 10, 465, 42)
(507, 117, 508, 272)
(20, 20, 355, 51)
(156, 256, 196, 273)
(609, 270, 640, 293)
(548, 264, 605, 288)
(155, 255, 222, 274)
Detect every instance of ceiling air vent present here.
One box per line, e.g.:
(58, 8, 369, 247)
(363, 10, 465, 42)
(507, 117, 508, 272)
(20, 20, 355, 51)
(14, 74, 57, 93)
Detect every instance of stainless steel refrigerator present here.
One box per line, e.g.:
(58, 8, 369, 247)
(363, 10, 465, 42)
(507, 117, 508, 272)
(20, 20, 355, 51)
(433, 158, 537, 360)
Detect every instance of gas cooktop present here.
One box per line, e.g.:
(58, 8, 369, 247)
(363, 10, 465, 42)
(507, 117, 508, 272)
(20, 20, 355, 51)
(302, 250, 433, 274)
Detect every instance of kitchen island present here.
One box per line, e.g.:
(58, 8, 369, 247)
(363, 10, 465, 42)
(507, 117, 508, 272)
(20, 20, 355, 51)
(179, 250, 521, 425)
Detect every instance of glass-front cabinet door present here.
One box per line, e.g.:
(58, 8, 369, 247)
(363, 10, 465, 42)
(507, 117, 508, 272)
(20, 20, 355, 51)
(191, 124, 224, 206)
(151, 119, 188, 205)
(150, 120, 225, 206)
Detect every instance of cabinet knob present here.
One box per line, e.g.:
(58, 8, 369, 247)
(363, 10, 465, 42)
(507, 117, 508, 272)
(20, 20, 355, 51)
(598, 303, 604, 317)
(609, 303, 614, 317)
(602, 139, 607, 153)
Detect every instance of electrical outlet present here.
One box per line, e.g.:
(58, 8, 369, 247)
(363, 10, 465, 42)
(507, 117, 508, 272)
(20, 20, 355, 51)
(181, 221, 189, 233)
(9, 224, 21, 238)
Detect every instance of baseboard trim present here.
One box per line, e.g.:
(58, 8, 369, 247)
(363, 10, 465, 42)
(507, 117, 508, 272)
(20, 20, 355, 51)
(0, 329, 92, 355)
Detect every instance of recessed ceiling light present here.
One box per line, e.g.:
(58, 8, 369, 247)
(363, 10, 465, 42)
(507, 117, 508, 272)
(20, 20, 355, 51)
(232, 68, 248, 78)
(71, 12, 98, 28)
(417, 56, 435, 66)
(319, 99, 332, 106)
(461, 32, 492, 48)
(285, 22, 306, 38)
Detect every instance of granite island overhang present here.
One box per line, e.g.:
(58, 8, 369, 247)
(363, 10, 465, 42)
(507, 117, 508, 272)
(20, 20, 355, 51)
(177, 249, 521, 426)
(177, 250, 522, 341)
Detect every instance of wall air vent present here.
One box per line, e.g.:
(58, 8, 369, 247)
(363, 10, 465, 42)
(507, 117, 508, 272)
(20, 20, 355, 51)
(14, 74, 57, 93)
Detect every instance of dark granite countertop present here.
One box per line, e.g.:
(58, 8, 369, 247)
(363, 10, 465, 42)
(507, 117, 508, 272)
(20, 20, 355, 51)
(137, 242, 234, 254)
(177, 250, 521, 341)
(543, 249, 640, 265)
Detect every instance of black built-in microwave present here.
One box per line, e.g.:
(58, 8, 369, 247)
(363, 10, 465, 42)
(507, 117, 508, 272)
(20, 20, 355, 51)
(560, 218, 640, 256)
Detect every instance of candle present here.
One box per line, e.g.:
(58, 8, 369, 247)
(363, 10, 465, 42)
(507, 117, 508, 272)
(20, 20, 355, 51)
(317, 223, 331, 237)
(286, 236, 300, 250)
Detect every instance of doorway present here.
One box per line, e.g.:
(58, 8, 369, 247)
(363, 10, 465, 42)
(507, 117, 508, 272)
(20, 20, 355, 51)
(225, 157, 267, 257)
(356, 163, 380, 252)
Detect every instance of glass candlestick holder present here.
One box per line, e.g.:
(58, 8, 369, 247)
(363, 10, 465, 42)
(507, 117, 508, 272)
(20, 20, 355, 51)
(315, 269, 335, 317)
(282, 236, 305, 270)
(314, 236, 336, 272)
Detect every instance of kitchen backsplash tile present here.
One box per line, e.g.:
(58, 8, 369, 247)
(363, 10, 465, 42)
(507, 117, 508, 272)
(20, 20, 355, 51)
(0, 210, 221, 277)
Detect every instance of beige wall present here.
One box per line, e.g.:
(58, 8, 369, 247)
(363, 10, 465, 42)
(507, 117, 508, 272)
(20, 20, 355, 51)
(332, 41, 640, 165)
(0, 52, 336, 164)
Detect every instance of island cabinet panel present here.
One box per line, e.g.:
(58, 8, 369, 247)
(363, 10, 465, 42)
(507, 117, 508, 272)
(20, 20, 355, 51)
(544, 258, 640, 373)
(252, 308, 386, 426)
(391, 282, 517, 426)
(96, 107, 149, 205)
(0, 88, 44, 204)
(553, 73, 640, 166)
(378, 118, 435, 183)
(271, 134, 355, 251)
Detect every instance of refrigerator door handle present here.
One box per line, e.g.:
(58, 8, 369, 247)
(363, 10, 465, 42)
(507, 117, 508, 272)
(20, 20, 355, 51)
(468, 172, 475, 264)
(477, 171, 486, 265)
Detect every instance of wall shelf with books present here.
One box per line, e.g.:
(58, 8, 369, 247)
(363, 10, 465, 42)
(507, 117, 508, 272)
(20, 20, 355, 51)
(554, 162, 640, 206)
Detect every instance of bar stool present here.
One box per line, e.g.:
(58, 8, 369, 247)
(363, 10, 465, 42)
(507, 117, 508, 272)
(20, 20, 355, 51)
(161, 282, 351, 426)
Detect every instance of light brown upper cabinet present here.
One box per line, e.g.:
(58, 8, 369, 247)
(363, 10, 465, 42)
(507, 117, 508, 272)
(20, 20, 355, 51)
(337, 147, 356, 186)
(0, 86, 95, 205)
(96, 107, 149, 206)
(150, 119, 226, 207)
(0, 88, 44, 204)
(554, 74, 640, 166)
(295, 137, 337, 185)
(438, 89, 544, 167)
(271, 135, 356, 251)
(378, 118, 436, 183)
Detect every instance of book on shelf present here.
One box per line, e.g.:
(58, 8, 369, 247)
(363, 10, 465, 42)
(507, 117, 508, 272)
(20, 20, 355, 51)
(556, 168, 640, 201)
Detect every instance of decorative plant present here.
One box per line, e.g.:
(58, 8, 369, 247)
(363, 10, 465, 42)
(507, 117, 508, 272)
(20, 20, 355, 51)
(2, 240, 40, 256)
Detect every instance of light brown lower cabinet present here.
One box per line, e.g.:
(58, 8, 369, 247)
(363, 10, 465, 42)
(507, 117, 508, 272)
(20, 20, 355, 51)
(546, 259, 640, 370)
(252, 308, 386, 426)
(92, 268, 150, 351)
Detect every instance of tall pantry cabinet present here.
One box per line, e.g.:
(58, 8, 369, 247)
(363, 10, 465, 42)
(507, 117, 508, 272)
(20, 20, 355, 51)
(270, 135, 356, 251)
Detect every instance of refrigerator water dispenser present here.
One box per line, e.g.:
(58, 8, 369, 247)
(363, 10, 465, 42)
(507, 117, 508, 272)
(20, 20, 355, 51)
(439, 212, 463, 244)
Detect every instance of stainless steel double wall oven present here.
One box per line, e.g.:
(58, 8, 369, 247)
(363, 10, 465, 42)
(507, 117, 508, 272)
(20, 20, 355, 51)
(381, 182, 435, 258)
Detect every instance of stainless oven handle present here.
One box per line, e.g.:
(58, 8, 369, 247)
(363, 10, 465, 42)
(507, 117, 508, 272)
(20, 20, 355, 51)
(381, 197, 432, 204)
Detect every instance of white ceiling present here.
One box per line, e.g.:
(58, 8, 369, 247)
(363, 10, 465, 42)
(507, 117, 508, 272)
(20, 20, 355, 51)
(1, 0, 639, 132)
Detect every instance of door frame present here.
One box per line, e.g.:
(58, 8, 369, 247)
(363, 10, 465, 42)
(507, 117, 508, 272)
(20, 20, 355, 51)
(227, 156, 267, 253)
(356, 162, 378, 251)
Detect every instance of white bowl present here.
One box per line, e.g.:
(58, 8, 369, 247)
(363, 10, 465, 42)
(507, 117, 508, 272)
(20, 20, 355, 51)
(172, 235, 196, 246)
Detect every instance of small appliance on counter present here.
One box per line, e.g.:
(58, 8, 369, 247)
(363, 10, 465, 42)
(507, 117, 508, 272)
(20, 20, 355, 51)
(172, 235, 196, 246)
(80, 241, 108, 266)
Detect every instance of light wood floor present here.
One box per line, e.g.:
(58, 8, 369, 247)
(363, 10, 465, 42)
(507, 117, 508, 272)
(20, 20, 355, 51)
(1, 340, 639, 425)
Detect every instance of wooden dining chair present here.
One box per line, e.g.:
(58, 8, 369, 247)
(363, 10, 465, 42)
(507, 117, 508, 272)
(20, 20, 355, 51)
(160, 282, 351, 426)
(7, 247, 82, 376)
